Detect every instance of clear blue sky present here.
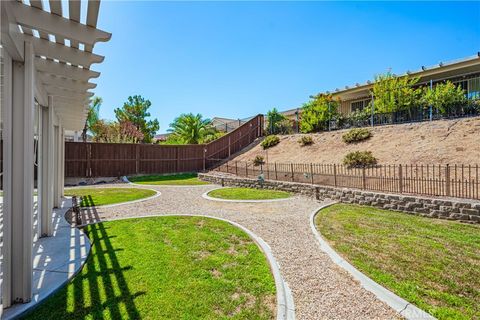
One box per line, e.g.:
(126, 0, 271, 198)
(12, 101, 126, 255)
(92, 1, 480, 134)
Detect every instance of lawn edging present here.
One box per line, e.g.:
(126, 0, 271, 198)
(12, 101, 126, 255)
(310, 203, 436, 320)
(83, 213, 295, 320)
(124, 176, 210, 187)
(65, 187, 161, 209)
(202, 187, 293, 203)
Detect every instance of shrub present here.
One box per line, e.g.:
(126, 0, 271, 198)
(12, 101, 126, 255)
(298, 135, 314, 146)
(266, 108, 291, 134)
(261, 135, 280, 149)
(342, 128, 372, 144)
(343, 151, 377, 168)
(253, 155, 265, 166)
(300, 94, 339, 133)
(424, 81, 466, 115)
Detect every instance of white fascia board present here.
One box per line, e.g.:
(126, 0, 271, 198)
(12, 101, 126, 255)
(1, 2, 24, 61)
(44, 85, 94, 99)
(9, 1, 111, 46)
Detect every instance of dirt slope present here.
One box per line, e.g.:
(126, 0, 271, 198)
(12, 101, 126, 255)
(233, 117, 480, 165)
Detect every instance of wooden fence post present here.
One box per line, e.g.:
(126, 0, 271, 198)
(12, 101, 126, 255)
(362, 167, 366, 190)
(235, 161, 238, 176)
(333, 164, 337, 187)
(445, 164, 450, 197)
(86, 143, 92, 178)
(135, 144, 140, 174)
(310, 163, 314, 184)
(246, 162, 248, 177)
(291, 163, 294, 182)
(203, 147, 206, 171)
(228, 136, 231, 157)
(398, 164, 403, 194)
(175, 147, 179, 173)
(274, 162, 278, 180)
(226, 161, 229, 173)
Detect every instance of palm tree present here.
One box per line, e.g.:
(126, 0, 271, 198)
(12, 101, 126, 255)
(168, 113, 214, 144)
(82, 96, 102, 142)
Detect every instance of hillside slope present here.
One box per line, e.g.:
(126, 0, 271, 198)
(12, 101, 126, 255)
(233, 117, 480, 165)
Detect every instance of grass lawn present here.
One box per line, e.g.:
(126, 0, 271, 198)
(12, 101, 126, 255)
(315, 203, 480, 320)
(64, 188, 156, 207)
(23, 216, 276, 320)
(208, 187, 291, 200)
(128, 173, 209, 185)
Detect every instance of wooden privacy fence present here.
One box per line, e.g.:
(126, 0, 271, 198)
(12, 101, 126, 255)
(65, 115, 264, 178)
(215, 161, 480, 200)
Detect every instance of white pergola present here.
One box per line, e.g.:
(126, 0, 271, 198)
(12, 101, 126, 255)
(0, 0, 110, 309)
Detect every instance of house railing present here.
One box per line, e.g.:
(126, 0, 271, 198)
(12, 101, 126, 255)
(215, 161, 480, 200)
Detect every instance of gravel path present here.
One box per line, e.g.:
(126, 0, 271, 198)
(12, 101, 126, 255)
(77, 183, 399, 319)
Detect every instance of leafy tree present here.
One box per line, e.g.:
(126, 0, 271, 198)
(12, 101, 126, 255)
(266, 108, 289, 134)
(168, 113, 214, 144)
(91, 119, 144, 143)
(424, 81, 466, 115)
(300, 94, 339, 133)
(82, 96, 102, 142)
(370, 72, 423, 114)
(114, 95, 160, 143)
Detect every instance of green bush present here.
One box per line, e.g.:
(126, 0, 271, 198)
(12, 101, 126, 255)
(253, 155, 265, 166)
(342, 128, 372, 144)
(261, 135, 280, 149)
(298, 135, 314, 146)
(266, 108, 293, 134)
(300, 94, 339, 133)
(343, 151, 377, 168)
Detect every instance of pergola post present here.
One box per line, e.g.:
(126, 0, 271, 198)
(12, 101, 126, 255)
(40, 97, 55, 237)
(60, 127, 65, 197)
(53, 124, 60, 208)
(10, 40, 35, 303)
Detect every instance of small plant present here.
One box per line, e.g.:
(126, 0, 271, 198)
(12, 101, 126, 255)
(253, 155, 265, 166)
(261, 135, 280, 149)
(298, 135, 314, 146)
(343, 151, 377, 168)
(342, 128, 372, 144)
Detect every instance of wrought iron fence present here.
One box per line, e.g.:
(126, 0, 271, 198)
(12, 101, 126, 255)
(215, 160, 480, 200)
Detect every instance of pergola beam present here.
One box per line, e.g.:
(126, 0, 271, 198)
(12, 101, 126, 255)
(38, 72, 97, 90)
(35, 58, 100, 81)
(26, 34, 104, 67)
(9, 1, 111, 47)
(44, 85, 94, 100)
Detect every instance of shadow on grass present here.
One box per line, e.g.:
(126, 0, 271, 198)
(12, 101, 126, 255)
(24, 199, 144, 319)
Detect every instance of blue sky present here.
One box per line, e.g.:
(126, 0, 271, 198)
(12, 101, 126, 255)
(92, 1, 480, 134)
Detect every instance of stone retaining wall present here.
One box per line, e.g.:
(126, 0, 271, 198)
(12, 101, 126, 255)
(199, 173, 480, 224)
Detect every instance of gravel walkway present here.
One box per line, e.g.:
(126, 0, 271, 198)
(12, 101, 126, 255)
(77, 183, 399, 319)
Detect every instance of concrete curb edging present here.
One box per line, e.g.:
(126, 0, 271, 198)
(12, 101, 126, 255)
(68, 188, 161, 209)
(202, 187, 293, 203)
(309, 203, 436, 320)
(124, 176, 212, 188)
(83, 213, 295, 320)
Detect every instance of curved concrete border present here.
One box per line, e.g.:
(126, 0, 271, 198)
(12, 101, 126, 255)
(124, 176, 212, 187)
(310, 203, 436, 320)
(65, 188, 161, 209)
(202, 187, 293, 203)
(87, 213, 295, 320)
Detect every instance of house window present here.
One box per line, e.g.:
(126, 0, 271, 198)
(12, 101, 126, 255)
(468, 77, 480, 99)
(351, 99, 371, 112)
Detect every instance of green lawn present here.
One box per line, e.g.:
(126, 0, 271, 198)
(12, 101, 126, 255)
(65, 188, 156, 207)
(208, 187, 291, 200)
(315, 203, 480, 320)
(129, 173, 209, 185)
(23, 216, 276, 320)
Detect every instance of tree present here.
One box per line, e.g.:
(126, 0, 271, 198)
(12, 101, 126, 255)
(266, 108, 289, 134)
(82, 96, 102, 142)
(424, 81, 466, 115)
(168, 113, 214, 144)
(370, 72, 423, 114)
(114, 95, 160, 143)
(91, 119, 144, 143)
(300, 94, 339, 133)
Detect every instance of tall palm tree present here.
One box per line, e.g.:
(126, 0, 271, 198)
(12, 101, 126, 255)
(82, 96, 102, 142)
(168, 113, 213, 144)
